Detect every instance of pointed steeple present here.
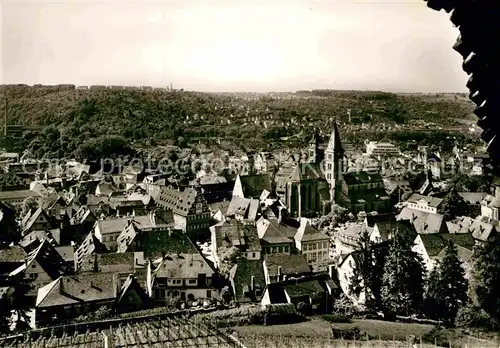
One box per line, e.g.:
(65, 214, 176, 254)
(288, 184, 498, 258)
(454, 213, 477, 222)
(326, 120, 344, 154)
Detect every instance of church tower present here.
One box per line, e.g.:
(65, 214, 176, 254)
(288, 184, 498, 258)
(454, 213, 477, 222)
(324, 121, 345, 202)
(307, 128, 322, 164)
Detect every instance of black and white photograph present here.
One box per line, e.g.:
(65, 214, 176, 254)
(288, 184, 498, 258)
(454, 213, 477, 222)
(0, 0, 499, 347)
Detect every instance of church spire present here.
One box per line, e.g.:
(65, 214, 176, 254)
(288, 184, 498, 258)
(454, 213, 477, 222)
(326, 120, 344, 154)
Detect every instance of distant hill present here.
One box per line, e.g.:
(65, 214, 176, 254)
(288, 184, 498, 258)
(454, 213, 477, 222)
(0, 84, 475, 159)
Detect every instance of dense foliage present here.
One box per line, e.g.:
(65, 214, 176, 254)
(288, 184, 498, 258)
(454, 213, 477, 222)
(470, 235, 500, 326)
(381, 232, 426, 316)
(0, 85, 476, 158)
(425, 242, 468, 325)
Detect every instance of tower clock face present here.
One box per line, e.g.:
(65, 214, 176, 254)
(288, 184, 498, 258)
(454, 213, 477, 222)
(196, 203, 202, 214)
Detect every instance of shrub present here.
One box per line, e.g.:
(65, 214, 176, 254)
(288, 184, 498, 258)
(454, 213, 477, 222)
(322, 314, 353, 323)
(333, 294, 355, 317)
(456, 304, 492, 330)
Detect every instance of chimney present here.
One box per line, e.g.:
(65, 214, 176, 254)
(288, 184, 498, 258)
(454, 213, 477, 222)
(277, 266, 282, 281)
(328, 264, 334, 279)
(250, 275, 255, 291)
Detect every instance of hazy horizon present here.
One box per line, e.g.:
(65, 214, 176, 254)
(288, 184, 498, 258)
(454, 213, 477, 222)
(2, 0, 469, 93)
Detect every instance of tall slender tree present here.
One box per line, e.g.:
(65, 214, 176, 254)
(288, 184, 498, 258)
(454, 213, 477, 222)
(471, 234, 500, 325)
(425, 241, 468, 325)
(381, 232, 425, 316)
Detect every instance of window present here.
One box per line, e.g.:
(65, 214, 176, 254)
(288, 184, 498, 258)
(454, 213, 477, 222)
(252, 252, 256, 258)
(284, 246, 289, 253)
(206, 290, 212, 298)
(31, 264, 36, 269)
(277, 246, 282, 253)
(188, 279, 196, 284)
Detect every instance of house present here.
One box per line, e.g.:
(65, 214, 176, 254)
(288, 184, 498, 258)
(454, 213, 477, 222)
(334, 222, 370, 257)
(35, 273, 119, 326)
(256, 217, 294, 255)
(481, 187, 500, 220)
(232, 174, 273, 200)
(208, 200, 231, 223)
(294, 219, 330, 266)
(21, 208, 58, 235)
(9, 241, 72, 297)
(253, 152, 275, 174)
(199, 181, 234, 204)
(73, 232, 107, 271)
(93, 213, 165, 251)
(337, 251, 365, 306)
(397, 207, 448, 234)
(404, 194, 444, 214)
(78, 252, 146, 289)
(225, 196, 261, 221)
(157, 186, 211, 240)
(0, 189, 42, 208)
(412, 233, 475, 274)
(370, 220, 417, 245)
(210, 220, 262, 270)
(458, 192, 488, 217)
(228, 259, 266, 304)
(149, 235, 218, 304)
(469, 216, 499, 244)
(260, 273, 338, 314)
(263, 254, 311, 284)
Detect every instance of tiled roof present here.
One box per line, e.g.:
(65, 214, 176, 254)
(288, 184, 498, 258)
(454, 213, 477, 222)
(154, 252, 214, 279)
(294, 219, 329, 242)
(289, 163, 323, 182)
(470, 216, 498, 242)
(365, 213, 397, 227)
(375, 220, 417, 242)
(0, 245, 26, 263)
(10, 240, 69, 279)
(256, 218, 293, 245)
(397, 207, 446, 234)
(283, 279, 326, 299)
(239, 174, 272, 198)
(418, 234, 445, 257)
(139, 229, 197, 259)
(264, 254, 311, 276)
(214, 221, 262, 252)
(0, 190, 41, 200)
(36, 273, 118, 308)
(157, 187, 207, 216)
(79, 252, 135, 273)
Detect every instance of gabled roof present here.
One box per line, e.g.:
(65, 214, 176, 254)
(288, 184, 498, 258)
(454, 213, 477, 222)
(470, 216, 499, 242)
(289, 163, 323, 182)
(154, 251, 214, 279)
(138, 229, 198, 259)
(365, 213, 397, 228)
(374, 220, 417, 242)
(294, 219, 329, 242)
(238, 174, 273, 199)
(264, 254, 311, 276)
(397, 207, 446, 234)
(10, 240, 69, 279)
(417, 234, 445, 258)
(79, 252, 135, 273)
(256, 218, 293, 245)
(36, 273, 118, 308)
(0, 245, 26, 263)
(326, 122, 344, 154)
(22, 207, 54, 233)
(213, 220, 262, 252)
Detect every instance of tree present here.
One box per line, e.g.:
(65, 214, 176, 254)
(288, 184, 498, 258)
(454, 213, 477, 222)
(425, 241, 468, 325)
(349, 229, 374, 307)
(218, 247, 242, 277)
(381, 232, 425, 316)
(470, 234, 500, 325)
(440, 188, 469, 220)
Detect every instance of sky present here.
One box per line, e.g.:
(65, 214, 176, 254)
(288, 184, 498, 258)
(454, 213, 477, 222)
(1, 0, 468, 93)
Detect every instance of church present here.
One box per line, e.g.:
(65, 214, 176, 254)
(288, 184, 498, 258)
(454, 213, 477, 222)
(275, 122, 391, 217)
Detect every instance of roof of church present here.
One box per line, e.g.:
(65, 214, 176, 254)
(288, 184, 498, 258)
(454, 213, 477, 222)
(326, 122, 344, 154)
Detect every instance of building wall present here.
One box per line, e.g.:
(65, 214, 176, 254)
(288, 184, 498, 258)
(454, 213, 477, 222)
(301, 240, 329, 265)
